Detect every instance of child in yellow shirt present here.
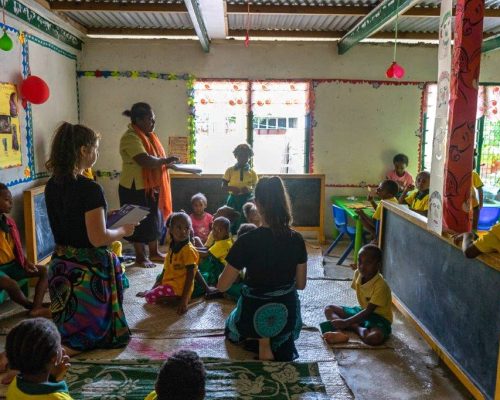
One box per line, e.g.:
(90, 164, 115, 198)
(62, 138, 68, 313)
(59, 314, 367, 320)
(0, 183, 50, 317)
(321, 245, 392, 346)
(6, 318, 72, 399)
(456, 222, 500, 258)
(144, 212, 199, 314)
(222, 143, 258, 234)
(399, 171, 430, 216)
(471, 170, 484, 231)
(144, 350, 205, 400)
(356, 179, 399, 236)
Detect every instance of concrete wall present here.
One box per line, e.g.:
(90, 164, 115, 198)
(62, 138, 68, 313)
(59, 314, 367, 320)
(78, 38, 500, 239)
(0, 9, 80, 236)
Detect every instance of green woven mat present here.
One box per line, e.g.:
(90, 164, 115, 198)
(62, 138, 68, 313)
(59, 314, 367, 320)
(66, 359, 329, 399)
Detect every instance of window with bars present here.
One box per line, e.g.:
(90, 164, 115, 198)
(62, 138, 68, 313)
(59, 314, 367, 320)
(193, 81, 310, 174)
(422, 84, 500, 196)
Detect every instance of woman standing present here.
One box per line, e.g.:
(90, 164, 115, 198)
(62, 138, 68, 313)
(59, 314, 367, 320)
(119, 102, 178, 268)
(217, 176, 307, 361)
(45, 122, 134, 354)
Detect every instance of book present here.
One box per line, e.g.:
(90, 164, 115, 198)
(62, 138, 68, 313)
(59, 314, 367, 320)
(171, 163, 202, 174)
(107, 204, 150, 229)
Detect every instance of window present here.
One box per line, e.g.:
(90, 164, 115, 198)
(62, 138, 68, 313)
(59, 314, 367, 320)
(193, 81, 310, 174)
(422, 84, 500, 195)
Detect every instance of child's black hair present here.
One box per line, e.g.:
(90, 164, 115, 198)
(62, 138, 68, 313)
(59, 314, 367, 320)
(242, 202, 256, 219)
(122, 102, 153, 124)
(393, 153, 409, 166)
(215, 206, 240, 224)
(381, 180, 399, 197)
(155, 350, 206, 400)
(213, 216, 230, 232)
(6, 318, 61, 375)
(191, 193, 208, 206)
(169, 211, 192, 229)
(0, 183, 8, 193)
(237, 223, 257, 237)
(233, 143, 254, 158)
(359, 244, 383, 265)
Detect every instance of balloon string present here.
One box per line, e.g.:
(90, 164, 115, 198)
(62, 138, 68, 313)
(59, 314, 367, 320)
(393, 0, 400, 62)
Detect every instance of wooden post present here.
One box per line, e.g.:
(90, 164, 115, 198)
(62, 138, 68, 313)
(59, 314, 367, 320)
(443, 0, 484, 232)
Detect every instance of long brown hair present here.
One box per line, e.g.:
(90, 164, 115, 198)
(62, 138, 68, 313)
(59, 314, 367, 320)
(45, 122, 99, 179)
(255, 176, 292, 236)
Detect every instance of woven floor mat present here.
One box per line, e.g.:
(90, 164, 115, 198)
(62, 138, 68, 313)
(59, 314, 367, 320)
(322, 262, 355, 281)
(73, 329, 335, 363)
(305, 242, 327, 279)
(324, 331, 394, 350)
(300, 280, 357, 329)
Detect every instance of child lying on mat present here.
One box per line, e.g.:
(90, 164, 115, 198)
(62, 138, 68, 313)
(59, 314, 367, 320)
(5, 318, 73, 399)
(141, 212, 217, 314)
(321, 244, 393, 346)
(145, 350, 206, 400)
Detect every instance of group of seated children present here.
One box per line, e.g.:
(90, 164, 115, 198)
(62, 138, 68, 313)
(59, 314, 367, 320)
(5, 318, 206, 400)
(139, 190, 260, 314)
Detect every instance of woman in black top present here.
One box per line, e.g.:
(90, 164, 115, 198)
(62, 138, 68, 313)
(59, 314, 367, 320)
(217, 176, 307, 361)
(45, 122, 135, 354)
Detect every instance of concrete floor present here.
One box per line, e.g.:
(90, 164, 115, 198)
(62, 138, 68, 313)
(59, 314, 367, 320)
(323, 241, 473, 400)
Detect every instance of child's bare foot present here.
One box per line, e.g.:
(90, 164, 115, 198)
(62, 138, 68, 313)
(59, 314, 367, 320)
(28, 307, 52, 319)
(258, 338, 274, 361)
(1, 369, 18, 385)
(0, 353, 8, 372)
(323, 331, 349, 344)
(149, 252, 165, 263)
(132, 260, 157, 269)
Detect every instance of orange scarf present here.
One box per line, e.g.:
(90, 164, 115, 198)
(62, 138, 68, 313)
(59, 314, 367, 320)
(132, 124, 172, 219)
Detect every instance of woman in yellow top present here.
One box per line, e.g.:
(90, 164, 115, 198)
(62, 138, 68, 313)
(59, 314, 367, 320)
(222, 143, 258, 234)
(119, 102, 179, 268)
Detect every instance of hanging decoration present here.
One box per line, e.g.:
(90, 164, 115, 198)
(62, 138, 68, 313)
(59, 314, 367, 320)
(20, 75, 50, 105)
(385, 0, 405, 79)
(0, 7, 13, 51)
(244, 1, 250, 48)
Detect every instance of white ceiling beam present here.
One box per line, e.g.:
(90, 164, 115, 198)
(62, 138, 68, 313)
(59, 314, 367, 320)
(198, 0, 227, 39)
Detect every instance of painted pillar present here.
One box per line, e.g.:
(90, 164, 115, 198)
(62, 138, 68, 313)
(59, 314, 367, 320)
(443, 0, 484, 232)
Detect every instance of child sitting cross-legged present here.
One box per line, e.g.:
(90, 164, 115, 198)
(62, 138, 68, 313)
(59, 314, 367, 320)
(321, 244, 392, 346)
(142, 212, 215, 314)
(355, 179, 399, 237)
(145, 350, 206, 400)
(0, 183, 50, 318)
(6, 318, 72, 399)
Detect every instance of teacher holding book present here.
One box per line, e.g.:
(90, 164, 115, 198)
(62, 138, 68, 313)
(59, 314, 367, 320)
(119, 102, 179, 268)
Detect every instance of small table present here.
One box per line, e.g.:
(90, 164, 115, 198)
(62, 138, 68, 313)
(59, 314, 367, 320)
(331, 196, 374, 263)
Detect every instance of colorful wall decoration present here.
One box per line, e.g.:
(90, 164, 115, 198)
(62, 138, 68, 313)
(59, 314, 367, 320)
(0, 82, 22, 169)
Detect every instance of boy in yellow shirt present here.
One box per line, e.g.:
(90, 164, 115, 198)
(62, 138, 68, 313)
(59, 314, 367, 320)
(145, 350, 205, 400)
(356, 179, 399, 236)
(456, 222, 500, 258)
(399, 171, 430, 216)
(471, 170, 484, 231)
(321, 245, 393, 346)
(0, 183, 50, 317)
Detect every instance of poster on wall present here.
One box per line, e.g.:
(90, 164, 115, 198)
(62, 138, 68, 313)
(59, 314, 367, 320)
(427, 0, 452, 235)
(168, 136, 189, 164)
(0, 83, 22, 170)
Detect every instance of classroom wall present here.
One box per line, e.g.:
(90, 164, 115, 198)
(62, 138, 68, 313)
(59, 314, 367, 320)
(0, 8, 80, 237)
(79, 39, 500, 239)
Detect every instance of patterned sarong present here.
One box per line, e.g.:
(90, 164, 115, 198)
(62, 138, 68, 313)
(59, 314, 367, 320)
(48, 246, 130, 351)
(225, 283, 302, 361)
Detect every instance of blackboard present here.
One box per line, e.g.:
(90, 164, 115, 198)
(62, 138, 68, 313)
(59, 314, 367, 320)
(171, 174, 325, 242)
(23, 185, 55, 264)
(380, 206, 500, 400)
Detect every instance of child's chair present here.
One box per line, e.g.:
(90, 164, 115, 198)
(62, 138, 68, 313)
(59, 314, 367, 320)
(324, 205, 364, 265)
(477, 207, 500, 231)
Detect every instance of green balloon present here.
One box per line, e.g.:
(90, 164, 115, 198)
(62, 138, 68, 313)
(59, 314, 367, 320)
(0, 30, 13, 51)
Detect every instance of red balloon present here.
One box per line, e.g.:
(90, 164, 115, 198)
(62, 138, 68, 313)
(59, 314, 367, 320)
(386, 63, 395, 78)
(393, 63, 405, 79)
(20, 75, 50, 104)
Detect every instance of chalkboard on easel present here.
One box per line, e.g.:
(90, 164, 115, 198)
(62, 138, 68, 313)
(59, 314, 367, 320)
(380, 207, 500, 400)
(23, 185, 55, 264)
(170, 174, 325, 242)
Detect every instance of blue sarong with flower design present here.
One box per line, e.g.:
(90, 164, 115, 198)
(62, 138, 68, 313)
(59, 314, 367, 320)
(225, 282, 302, 361)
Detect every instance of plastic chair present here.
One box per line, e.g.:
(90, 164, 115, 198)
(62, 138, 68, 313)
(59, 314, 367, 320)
(324, 205, 363, 265)
(477, 207, 500, 231)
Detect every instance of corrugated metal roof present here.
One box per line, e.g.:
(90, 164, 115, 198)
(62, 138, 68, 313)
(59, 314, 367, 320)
(64, 10, 192, 28)
(229, 13, 361, 31)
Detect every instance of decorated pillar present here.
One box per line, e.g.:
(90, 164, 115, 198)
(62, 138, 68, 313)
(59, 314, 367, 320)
(443, 0, 484, 232)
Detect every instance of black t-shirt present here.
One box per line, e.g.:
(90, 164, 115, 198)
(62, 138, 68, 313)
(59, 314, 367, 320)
(45, 175, 107, 248)
(226, 227, 307, 288)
